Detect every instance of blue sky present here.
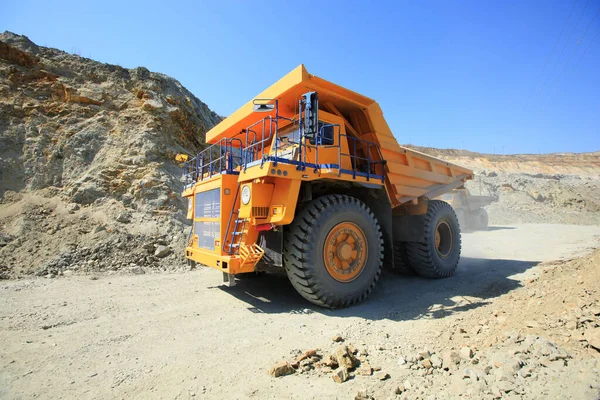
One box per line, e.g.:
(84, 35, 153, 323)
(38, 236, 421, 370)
(2, 0, 599, 154)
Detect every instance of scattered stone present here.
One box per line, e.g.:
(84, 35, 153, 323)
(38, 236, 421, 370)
(585, 328, 600, 351)
(269, 361, 295, 377)
(116, 213, 132, 223)
(332, 334, 343, 342)
(418, 350, 431, 359)
(348, 344, 357, 355)
(354, 390, 374, 400)
(322, 354, 338, 368)
(443, 350, 461, 368)
(493, 368, 511, 382)
(295, 349, 318, 364)
(357, 362, 372, 376)
(460, 346, 473, 360)
(374, 371, 389, 380)
(430, 353, 443, 369)
(154, 245, 172, 258)
(128, 266, 145, 275)
(421, 358, 432, 369)
(332, 367, 349, 383)
(333, 345, 358, 369)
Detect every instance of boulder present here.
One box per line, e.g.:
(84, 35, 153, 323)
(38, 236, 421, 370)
(332, 367, 349, 383)
(269, 361, 295, 377)
(154, 245, 172, 258)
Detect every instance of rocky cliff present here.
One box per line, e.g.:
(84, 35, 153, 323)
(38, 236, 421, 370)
(0, 32, 221, 277)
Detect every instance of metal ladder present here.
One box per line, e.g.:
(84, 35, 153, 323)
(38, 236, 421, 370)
(227, 217, 247, 254)
(222, 184, 265, 268)
(227, 217, 265, 268)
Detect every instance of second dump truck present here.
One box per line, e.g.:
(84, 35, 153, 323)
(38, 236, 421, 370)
(182, 65, 473, 308)
(438, 188, 497, 231)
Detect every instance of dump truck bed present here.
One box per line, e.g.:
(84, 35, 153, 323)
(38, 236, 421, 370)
(466, 195, 498, 210)
(206, 65, 472, 208)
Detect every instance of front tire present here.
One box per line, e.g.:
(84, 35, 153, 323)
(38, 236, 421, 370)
(406, 200, 461, 279)
(283, 195, 383, 308)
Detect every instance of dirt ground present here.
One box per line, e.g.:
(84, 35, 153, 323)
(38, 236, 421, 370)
(1, 224, 599, 400)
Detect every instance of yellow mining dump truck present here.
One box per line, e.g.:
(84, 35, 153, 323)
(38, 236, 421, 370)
(181, 65, 473, 308)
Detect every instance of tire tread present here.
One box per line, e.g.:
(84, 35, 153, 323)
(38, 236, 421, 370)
(283, 195, 383, 308)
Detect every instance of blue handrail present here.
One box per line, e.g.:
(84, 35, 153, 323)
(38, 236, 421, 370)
(183, 138, 243, 186)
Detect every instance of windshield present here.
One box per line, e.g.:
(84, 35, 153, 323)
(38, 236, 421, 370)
(276, 123, 301, 148)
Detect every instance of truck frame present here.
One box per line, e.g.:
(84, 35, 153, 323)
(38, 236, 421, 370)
(181, 65, 473, 308)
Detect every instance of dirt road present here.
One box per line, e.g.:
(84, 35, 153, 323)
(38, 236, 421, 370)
(1, 224, 599, 400)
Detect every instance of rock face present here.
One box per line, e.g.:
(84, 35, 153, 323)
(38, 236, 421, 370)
(0, 31, 221, 276)
(0, 31, 220, 207)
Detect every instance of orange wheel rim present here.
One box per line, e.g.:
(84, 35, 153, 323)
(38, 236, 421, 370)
(323, 222, 368, 282)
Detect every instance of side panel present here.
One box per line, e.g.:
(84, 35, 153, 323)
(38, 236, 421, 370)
(237, 177, 302, 226)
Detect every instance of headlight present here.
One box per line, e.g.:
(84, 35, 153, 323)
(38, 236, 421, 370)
(241, 185, 251, 205)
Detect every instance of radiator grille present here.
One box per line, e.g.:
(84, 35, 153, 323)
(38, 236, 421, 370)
(251, 206, 269, 218)
(194, 189, 220, 250)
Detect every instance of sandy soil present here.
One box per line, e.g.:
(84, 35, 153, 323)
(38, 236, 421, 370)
(1, 224, 599, 400)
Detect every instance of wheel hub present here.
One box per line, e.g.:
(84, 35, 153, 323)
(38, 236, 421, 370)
(434, 219, 453, 259)
(337, 243, 352, 260)
(324, 222, 367, 282)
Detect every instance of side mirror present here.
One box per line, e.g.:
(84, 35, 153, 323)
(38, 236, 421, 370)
(253, 103, 275, 113)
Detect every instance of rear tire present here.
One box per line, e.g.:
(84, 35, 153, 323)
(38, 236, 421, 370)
(283, 195, 383, 308)
(406, 200, 461, 279)
(476, 209, 489, 230)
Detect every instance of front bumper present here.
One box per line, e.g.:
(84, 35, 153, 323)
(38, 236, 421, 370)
(185, 246, 256, 275)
